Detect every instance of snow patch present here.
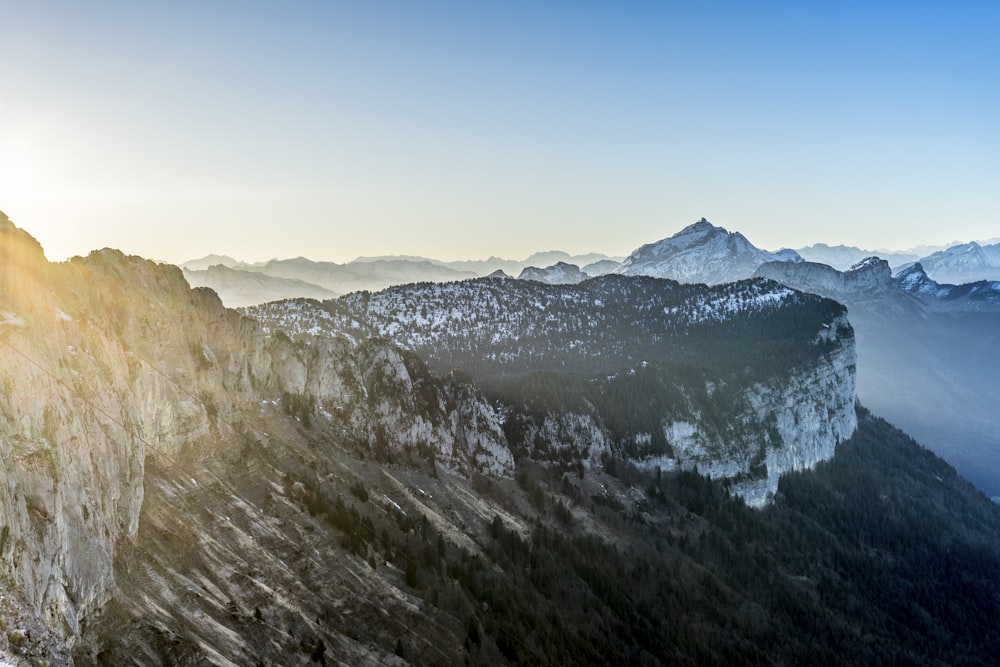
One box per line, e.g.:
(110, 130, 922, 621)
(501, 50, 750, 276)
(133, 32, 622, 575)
(0, 310, 25, 327)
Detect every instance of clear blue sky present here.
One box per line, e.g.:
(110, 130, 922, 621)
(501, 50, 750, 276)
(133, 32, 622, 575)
(1, 1, 997, 263)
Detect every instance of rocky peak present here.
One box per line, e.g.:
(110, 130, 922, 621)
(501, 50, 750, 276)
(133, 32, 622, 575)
(615, 219, 802, 284)
(893, 262, 936, 293)
(844, 256, 892, 291)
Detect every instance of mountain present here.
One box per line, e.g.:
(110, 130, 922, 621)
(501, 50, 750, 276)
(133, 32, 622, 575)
(910, 241, 1000, 284)
(795, 243, 918, 270)
(754, 256, 893, 299)
(894, 262, 1000, 308)
(614, 218, 802, 284)
(522, 250, 619, 269)
(4, 211, 1000, 665)
(182, 264, 337, 307)
(581, 258, 621, 276)
(516, 262, 589, 284)
(756, 257, 1000, 498)
(246, 275, 857, 506)
(342, 252, 624, 280)
(179, 253, 244, 271)
(256, 256, 477, 294)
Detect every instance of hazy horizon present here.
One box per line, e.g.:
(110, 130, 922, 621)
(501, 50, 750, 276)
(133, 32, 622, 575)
(2, 2, 997, 264)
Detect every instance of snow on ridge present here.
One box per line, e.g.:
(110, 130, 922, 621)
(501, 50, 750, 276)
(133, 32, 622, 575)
(242, 277, 815, 362)
(848, 256, 884, 272)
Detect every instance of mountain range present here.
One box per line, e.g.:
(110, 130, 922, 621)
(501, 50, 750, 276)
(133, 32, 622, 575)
(200, 217, 1000, 501)
(181, 251, 624, 305)
(183, 219, 1000, 308)
(3, 209, 1000, 664)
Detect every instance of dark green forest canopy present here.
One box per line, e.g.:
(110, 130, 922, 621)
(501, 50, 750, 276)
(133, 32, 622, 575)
(358, 408, 1000, 665)
(248, 276, 849, 386)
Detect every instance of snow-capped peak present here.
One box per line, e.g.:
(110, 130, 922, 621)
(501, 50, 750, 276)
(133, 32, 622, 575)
(614, 219, 802, 285)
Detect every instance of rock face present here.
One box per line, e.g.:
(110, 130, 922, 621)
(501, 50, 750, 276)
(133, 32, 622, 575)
(755, 253, 1000, 500)
(756, 256, 892, 299)
(585, 282, 853, 506)
(516, 313, 857, 508)
(614, 218, 802, 284)
(250, 275, 858, 507)
(0, 215, 515, 661)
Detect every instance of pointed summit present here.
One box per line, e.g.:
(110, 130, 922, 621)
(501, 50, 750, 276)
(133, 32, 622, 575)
(615, 219, 801, 284)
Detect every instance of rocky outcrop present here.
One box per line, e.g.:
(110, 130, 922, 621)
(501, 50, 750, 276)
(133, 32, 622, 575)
(755, 256, 892, 298)
(251, 274, 860, 508)
(0, 216, 516, 658)
(629, 312, 857, 506)
(505, 312, 856, 507)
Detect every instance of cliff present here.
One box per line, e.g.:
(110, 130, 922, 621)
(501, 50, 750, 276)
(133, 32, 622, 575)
(250, 276, 858, 506)
(6, 214, 1000, 666)
(0, 217, 513, 661)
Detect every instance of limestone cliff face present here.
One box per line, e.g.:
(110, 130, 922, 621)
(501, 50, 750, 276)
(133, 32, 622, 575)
(250, 275, 861, 509)
(732, 312, 857, 505)
(496, 312, 857, 507)
(0, 219, 514, 659)
(755, 257, 892, 299)
(0, 245, 273, 652)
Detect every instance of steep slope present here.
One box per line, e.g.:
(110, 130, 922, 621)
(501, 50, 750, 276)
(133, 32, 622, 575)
(756, 258, 1000, 499)
(5, 213, 1000, 666)
(247, 275, 857, 506)
(0, 216, 514, 663)
(614, 218, 801, 284)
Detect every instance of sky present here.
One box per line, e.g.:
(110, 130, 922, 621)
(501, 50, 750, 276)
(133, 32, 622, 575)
(1, 1, 998, 264)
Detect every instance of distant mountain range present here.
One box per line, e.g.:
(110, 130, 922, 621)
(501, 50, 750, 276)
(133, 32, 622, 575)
(794, 243, 920, 270)
(182, 219, 1000, 306)
(182, 251, 624, 305)
(902, 241, 1000, 284)
(183, 264, 338, 307)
